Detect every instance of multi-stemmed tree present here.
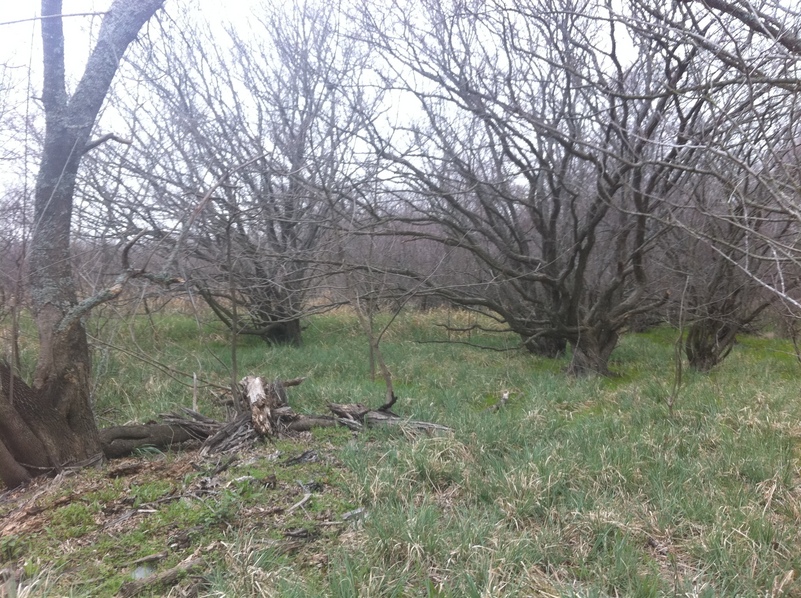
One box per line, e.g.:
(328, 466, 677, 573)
(352, 0, 713, 374)
(82, 2, 377, 345)
(630, 0, 801, 313)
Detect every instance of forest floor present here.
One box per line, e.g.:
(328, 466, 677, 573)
(2, 309, 801, 596)
(0, 430, 361, 597)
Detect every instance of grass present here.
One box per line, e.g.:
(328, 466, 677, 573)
(2, 308, 801, 596)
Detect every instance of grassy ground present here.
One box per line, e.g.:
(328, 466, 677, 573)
(2, 308, 801, 596)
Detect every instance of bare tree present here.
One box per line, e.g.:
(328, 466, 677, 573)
(0, 61, 33, 355)
(629, 0, 801, 312)
(352, 0, 711, 374)
(659, 208, 777, 371)
(82, 1, 377, 346)
(0, 0, 164, 489)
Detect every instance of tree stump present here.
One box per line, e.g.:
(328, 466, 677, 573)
(240, 376, 289, 435)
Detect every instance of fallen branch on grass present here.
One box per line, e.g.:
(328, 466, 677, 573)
(117, 557, 204, 597)
(328, 403, 452, 433)
(287, 492, 312, 513)
(98, 374, 450, 459)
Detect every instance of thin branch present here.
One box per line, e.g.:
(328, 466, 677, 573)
(415, 339, 523, 352)
(88, 335, 230, 392)
(0, 12, 107, 27)
(82, 133, 131, 154)
(57, 233, 182, 332)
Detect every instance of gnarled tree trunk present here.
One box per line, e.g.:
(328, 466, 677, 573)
(0, 0, 164, 489)
(197, 286, 304, 347)
(685, 318, 738, 373)
(568, 327, 619, 376)
(260, 318, 303, 346)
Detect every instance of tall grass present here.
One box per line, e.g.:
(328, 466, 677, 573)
(10, 307, 801, 596)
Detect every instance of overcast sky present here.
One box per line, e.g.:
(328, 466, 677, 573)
(3, 2, 115, 76)
(0, 0, 260, 194)
(0, 1, 259, 89)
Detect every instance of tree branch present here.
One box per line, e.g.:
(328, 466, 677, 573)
(57, 233, 182, 332)
(82, 133, 132, 154)
(685, 0, 801, 55)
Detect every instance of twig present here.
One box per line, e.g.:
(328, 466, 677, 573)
(415, 339, 522, 352)
(377, 391, 398, 412)
(165, 154, 268, 274)
(89, 335, 230, 391)
(668, 277, 690, 417)
(117, 557, 204, 597)
(342, 507, 366, 521)
(210, 455, 238, 476)
(0, 12, 108, 27)
(129, 553, 167, 566)
(287, 493, 312, 514)
(282, 377, 306, 387)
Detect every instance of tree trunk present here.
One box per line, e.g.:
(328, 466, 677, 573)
(0, 0, 164, 489)
(685, 318, 737, 372)
(522, 335, 567, 358)
(260, 319, 302, 346)
(568, 328, 619, 376)
(198, 287, 303, 347)
(253, 297, 303, 346)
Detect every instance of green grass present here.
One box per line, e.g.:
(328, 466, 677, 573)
(3, 309, 801, 596)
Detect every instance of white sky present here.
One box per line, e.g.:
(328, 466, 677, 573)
(0, 1, 260, 84)
(0, 0, 262, 195)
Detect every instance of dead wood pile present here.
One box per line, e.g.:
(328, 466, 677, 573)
(99, 375, 450, 459)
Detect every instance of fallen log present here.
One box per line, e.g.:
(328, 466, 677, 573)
(97, 374, 449, 460)
(100, 424, 201, 459)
